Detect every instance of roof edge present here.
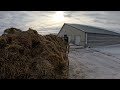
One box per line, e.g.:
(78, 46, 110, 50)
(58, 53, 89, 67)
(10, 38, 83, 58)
(66, 23, 120, 35)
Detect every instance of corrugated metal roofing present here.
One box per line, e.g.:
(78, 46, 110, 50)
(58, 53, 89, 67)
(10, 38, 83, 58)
(65, 23, 120, 35)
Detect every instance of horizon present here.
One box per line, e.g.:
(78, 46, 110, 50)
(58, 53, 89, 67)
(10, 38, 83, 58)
(0, 11, 120, 35)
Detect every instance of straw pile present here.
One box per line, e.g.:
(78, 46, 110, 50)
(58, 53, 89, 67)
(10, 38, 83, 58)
(0, 28, 69, 79)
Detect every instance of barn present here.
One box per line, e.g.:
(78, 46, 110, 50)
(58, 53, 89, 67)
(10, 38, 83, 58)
(58, 23, 120, 48)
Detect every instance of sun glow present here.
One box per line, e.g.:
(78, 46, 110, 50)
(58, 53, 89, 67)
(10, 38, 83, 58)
(53, 11, 65, 22)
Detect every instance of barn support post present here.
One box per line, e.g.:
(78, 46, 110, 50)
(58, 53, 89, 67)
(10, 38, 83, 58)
(85, 32, 88, 48)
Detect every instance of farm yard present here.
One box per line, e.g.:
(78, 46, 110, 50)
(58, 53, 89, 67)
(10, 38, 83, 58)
(1, 11, 120, 79)
(69, 44, 120, 79)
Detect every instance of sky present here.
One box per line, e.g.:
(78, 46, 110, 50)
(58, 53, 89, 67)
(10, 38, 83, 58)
(0, 11, 120, 35)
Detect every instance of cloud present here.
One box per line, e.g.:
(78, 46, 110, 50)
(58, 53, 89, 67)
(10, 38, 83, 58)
(0, 11, 120, 35)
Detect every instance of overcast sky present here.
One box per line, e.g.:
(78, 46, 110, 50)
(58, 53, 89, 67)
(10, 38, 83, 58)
(0, 11, 120, 35)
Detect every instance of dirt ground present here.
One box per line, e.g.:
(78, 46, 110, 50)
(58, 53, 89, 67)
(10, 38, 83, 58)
(69, 44, 120, 79)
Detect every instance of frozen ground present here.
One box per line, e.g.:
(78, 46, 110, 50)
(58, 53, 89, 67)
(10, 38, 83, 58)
(69, 44, 120, 79)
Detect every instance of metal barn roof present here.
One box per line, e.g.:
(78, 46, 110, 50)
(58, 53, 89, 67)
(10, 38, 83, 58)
(65, 23, 120, 35)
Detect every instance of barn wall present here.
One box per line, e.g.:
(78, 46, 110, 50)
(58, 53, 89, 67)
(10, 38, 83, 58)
(87, 33, 120, 47)
(58, 24, 86, 46)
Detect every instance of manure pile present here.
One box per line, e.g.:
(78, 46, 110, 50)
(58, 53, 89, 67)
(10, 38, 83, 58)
(0, 28, 69, 79)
